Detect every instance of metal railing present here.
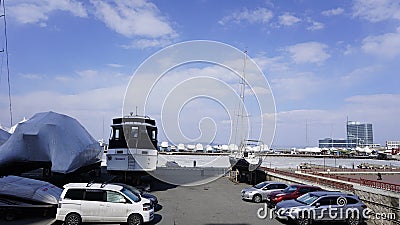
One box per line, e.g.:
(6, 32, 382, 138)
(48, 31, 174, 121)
(263, 167, 354, 192)
(296, 169, 400, 193)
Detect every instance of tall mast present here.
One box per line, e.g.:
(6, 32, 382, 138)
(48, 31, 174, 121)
(0, 0, 12, 126)
(238, 51, 247, 144)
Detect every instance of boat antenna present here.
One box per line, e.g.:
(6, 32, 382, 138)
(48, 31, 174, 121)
(0, 0, 12, 126)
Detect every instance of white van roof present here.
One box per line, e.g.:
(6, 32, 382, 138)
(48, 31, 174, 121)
(63, 183, 123, 191)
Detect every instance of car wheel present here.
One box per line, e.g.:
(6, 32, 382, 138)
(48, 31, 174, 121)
(65, 213, 81, 225)
(128, 213, 143, 225)
(347, 212, 361, 225)
(296, 213, 311, 225)
(253, 194, 262, 203)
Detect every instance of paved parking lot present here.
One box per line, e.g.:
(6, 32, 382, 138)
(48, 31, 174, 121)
(1, 177, 282, 225)
(1, 175, 358, 225)
(149, 177, 280, 225)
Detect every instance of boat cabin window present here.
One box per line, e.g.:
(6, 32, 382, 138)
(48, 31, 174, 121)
(109, 128, 114, 140)
(146, 126, 158, 149)
(131, 127, 138, 138)
(115, 129, 120, 140)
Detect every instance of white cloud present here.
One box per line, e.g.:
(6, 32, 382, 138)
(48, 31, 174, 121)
(340, 65, 382, 84)
(307, 21, 324, 31)
(0, 85, 126, 140)
(343, 44, 355, 55)
(278, 13, 301, 26)
(107, 63, 124, 68)
(345, 94, 400, 106)
(322, 7, 344, 16)
(253, 55, 289, 73)
(361, 29, 400, 58)
(352, 0, 400, 22)
(90, 0, 177, 39)
(285, 42, 330, 64)
(218, 8, 273, 25)
(59, 69, 130, 92)
(8, 0, 88, 26)
(273, 94, 400, 147)
(121, 38, 174, 49)
(271, 73, 323, 100)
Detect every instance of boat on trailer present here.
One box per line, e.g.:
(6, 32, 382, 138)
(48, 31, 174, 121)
(106, 114, 158, 174)
(229, 140, 263, 172)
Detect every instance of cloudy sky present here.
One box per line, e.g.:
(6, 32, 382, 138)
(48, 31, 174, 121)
(0, 0, 399, 148)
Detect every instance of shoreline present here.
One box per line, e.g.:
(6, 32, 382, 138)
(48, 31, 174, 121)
(158, 151, 398, 160)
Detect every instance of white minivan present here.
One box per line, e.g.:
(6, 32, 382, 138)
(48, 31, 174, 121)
(56, 183, 154, 225)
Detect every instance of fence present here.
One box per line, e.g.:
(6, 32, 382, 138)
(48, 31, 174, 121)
(265, 167, 400, 193)
(263, 167, 354, 192)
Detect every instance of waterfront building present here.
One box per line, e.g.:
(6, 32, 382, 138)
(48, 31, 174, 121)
(346, 121, 373, 147)
(386, 140, 400, 149)
(318, 138, 356, 149)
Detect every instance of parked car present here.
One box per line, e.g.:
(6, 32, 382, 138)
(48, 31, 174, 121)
(241, 181, 288, 203)
(112, 183, 158, 207)
(56, 183, 154, 225)
(267, 184, 323, 207)
(274, 191, 368, 225)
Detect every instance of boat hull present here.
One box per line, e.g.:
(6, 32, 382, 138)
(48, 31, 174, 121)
(106, 148, 158, 172)
(229, 156, 262, 172)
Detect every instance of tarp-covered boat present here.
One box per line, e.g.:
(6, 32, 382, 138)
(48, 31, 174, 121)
(0, 127, 10, 146)
(0, 111, 102, 175)
(0, 175, 62, 205)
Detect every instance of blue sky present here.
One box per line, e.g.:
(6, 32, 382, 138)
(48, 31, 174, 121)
(0, 0, 399, 147)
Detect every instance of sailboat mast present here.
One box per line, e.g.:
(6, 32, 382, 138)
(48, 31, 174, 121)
(0, 0, 12, 126)
(238, 51, 247, 144)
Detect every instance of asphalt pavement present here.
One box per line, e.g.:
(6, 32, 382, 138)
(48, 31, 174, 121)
(1, 176, 282, 225)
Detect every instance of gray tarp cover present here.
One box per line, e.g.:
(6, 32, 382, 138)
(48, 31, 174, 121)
(0, 111, 102, 173)
(0, 175, 62, 204)
(0, 127, 10, 146)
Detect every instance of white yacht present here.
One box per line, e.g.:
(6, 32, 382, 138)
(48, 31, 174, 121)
(206, 145, 213, 153)
(186, 144, 195, 151)
(160, 141, 169, 151)
(177, 143, 186, 152)
(106, 114, 158, 172)
(195, 143, 204, 152)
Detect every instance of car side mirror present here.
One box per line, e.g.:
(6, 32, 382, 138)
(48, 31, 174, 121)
(119, 198, 127, 203)
(315, 202, 320, 208)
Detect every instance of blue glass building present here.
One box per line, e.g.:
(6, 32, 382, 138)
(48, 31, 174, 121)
(346, 121, 373, 147)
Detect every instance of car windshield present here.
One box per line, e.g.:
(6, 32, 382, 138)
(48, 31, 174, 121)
(296, 193, 318, 205)
(254, 182, 267, 189)
(121, 188, 140, 202)
(114, 183, 142, 195)
(283, 186, 298, 193)
(125, 185, 142, 195)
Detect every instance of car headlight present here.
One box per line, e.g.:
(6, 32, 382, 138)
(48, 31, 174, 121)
(143, 203, 152, 211)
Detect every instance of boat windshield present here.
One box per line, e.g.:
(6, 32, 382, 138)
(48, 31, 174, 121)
(296, 193, 318, 205)
(283, 186, 298, 193)
(121, 188, 140, 203)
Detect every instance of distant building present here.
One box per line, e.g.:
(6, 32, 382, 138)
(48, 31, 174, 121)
(386, 141, 400, 149)
(318, 138, 356, 149)
(346, 121, 373, 147)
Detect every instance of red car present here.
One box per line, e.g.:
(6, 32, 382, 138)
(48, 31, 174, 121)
(266, 184, 322, 207)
